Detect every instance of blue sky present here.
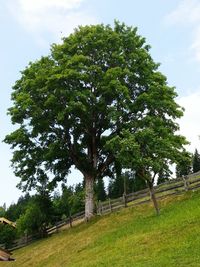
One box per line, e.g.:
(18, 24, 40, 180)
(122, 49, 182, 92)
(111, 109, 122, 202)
(1, 0, 200, 206)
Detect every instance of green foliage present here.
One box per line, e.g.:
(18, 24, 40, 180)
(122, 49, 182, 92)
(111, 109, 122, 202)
(108, 175, 124, 199)
(52, 187, 73, 220)
(17, 204, 43, 236)
(94, 178, 107, 201)
(0, 204, 6, 217)
(108, 170, 147, 198)
(17, 194, 53, 237)
(176, 151, 192, 178)
(107, 108, 189, 185)
(0, 224, 17, 248)
(5, 193, 31, 222)
(131, 171, 147, 191)
(157, 169, 171, 185)
(68, 190, 85, 215)
(52, 183, 85, 220)
(192, 148, 200, 173)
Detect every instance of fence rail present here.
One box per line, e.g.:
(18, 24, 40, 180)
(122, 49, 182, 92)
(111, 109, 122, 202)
(6, 171, 200, 251)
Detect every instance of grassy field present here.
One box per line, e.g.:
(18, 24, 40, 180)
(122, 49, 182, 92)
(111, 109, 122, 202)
(2, 190, 200, 267)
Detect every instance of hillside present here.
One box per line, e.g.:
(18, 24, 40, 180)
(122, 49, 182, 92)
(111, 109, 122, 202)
(1, 191, 200, 267)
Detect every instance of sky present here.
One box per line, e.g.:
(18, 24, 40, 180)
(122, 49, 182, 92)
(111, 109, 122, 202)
(1, 0, 200, 207)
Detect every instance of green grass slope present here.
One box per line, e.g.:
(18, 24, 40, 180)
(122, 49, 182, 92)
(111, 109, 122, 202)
(2, 191, 200, 267)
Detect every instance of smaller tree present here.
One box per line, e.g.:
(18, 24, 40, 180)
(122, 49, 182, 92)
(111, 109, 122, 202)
(52, 183, 85, 221)
(5, 193, 31, 222)
(176, 151, 192, 178)
(17, 204, 44, 237)
(53, 186, 73, 221)
(0, 204, 6, 217)
(69, 183, 85, 215)
(192, 149, 200, 173)
(127, 170, 147, 192)
(108, 160, 124, 199)
(95, 178, 107, 201)
(108, 170, 147, 198)
(17, 194, 53, 237)
(0, 224, 17, 249)
(108, 176, 124, 199)
(107, 125, 189, 215)
(157, 169, 171, 185)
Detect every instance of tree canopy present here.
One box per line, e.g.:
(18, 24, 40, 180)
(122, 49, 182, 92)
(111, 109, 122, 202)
(5, 21, 188, 219)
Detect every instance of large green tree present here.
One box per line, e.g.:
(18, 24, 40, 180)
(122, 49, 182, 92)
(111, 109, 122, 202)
(4, 21, 187, 219)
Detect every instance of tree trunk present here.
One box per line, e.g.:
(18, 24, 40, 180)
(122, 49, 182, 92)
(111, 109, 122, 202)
(85, 174, 95, 221)
(148, 181, 160, 215)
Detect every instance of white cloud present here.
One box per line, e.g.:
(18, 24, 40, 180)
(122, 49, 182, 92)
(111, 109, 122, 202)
(7, 0, 97, 45)
(190, 26, 200, 62)
(167, 2, 200, 152)
(177, 91, 200, 153)
(18, 0, 83, 12)
(166, 0, 200, 25)
(166, 0, 200, 62)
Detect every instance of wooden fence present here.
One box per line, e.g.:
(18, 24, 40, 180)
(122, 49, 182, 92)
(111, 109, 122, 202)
(95, 171, 200, 215)
(8, 211, 85, 251)
(6, 171, 200, 251)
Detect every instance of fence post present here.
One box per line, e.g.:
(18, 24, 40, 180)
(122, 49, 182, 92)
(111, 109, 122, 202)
(101, 201, 104, 214)
(123, 193, 127, 208)
(98, 200, 102, 215)
(56, 223, 59, 233)
(69, 212, 73, 228)
(96, 201, 99, 215)
(109, 198, 112, 213)
(183, 175, 189, 191)
(25, 231, 28, 245)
